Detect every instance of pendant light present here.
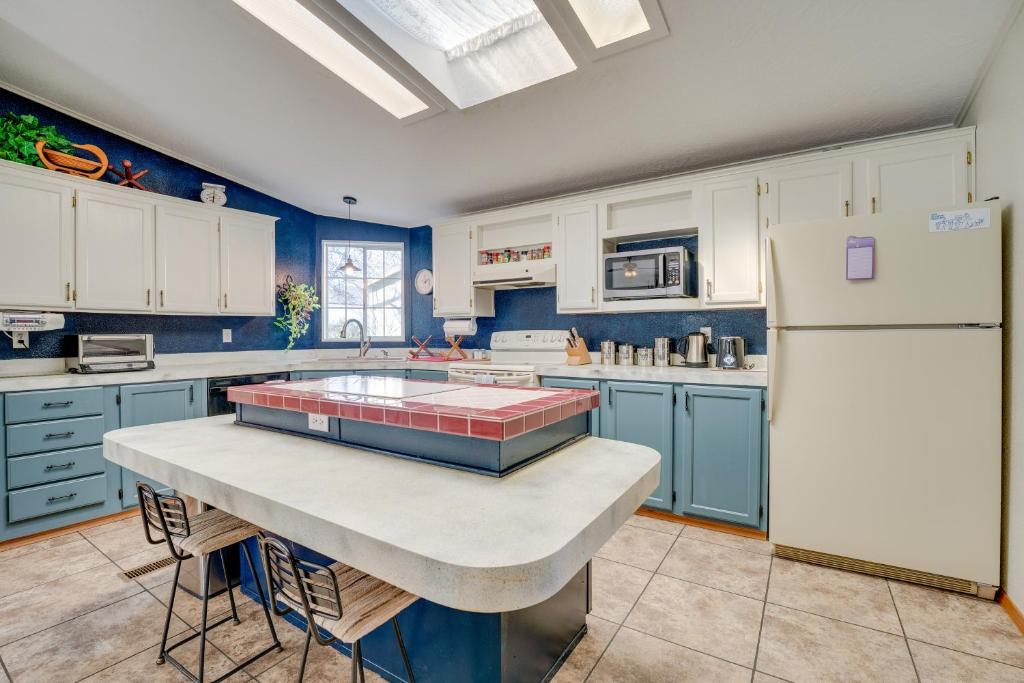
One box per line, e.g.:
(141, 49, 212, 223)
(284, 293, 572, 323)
(341, 195, 360, 275)
(623, 258, 638, 279)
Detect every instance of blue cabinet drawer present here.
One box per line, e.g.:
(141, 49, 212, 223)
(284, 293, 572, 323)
(8, 474, 107, 522)
(4, 387, 104, 424)
(7, 446, 106, 489)
(6, 416, 106, 456)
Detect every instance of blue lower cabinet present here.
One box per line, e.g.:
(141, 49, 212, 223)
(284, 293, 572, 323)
(8, 474, 107, 523)
(540, 377, 600, 436)
(674, 385, 764, 528)
(407, 369, 448, 381)
(118, 380, 204, 507)
(601, 381, 674, 510)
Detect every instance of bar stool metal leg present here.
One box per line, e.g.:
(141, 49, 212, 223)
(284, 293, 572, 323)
(156, 558, 183, 665)
(392, 617, 416, 683)
(218, 548, 240, 624)
(197, 554, 212, 683)
(298, 628, 313, 682)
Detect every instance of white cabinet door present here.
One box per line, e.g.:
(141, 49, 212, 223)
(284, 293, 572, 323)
(0, 171, 75, 309)
(432, 223, 474, 316)
(555, 204, 598, 311)
(765, 160, 853, 225)
(866, 139, 969, 214)
(155, 204, 220, 314)
(219, 214, 276, 315)
(700, 174, 761, 304)
(75, 190, 155, 311)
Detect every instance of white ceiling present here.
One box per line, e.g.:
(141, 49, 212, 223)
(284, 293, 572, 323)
(0, 0, 1017, 226)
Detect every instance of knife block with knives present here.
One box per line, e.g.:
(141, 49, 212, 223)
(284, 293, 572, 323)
(565, 328, 592, 366)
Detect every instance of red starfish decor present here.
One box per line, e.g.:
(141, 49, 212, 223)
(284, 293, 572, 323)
(107, 159, 150, 191)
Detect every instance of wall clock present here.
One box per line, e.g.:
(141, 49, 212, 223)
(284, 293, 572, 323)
(415, 268, 434, 294)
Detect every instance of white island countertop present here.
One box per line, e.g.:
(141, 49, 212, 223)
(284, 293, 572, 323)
(104, 415, 659, 613)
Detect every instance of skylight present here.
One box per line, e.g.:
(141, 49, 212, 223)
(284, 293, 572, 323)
(343, 0, 576, 109)
(567, 0, 651, 48)
(231, 0, 428, 119)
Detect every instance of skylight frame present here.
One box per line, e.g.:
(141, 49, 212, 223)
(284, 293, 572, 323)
(541, 0, 669, 61)
(231, 0, 445, 122)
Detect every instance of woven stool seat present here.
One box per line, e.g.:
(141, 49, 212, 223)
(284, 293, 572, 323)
(173, 508, 261, 557)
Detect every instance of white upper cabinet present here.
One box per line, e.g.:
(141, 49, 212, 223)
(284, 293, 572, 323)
(155, 204, 221, 314)
(74, 189, 155, 312)
(699, 174, 762, 305)
(765, 160, 853, 225)
(865, 138, 970, 214)
(219, 214, 276, 315)
(0, 170, 74, 309)
(554, 204, 599, 312)
(433, 223, 469, 316)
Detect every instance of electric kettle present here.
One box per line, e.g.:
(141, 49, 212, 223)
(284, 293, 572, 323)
(680, 332, 710, 368)
(716, 336, 746, 369)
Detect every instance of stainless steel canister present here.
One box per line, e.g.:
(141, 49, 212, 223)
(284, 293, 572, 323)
(600, 340, 617, 365)
(653, 337, 672, 367)
(617, 344, 635, 365)
(636, 347, 654, 366)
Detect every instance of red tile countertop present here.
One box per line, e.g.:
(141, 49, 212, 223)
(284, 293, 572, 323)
(227, 377, 600, 442)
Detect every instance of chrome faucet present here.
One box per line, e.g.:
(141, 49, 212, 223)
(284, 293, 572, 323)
(341, 318, 371, 358)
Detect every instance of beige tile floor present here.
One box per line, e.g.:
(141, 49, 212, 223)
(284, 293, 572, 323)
(0, 513, 1022, 682)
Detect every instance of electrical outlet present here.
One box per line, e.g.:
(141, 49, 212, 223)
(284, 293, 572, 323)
(12, 332, 28, 349)
(308, 414, 330, 433)
(700, 326, 712, 340)
(222, 329, 232, 343)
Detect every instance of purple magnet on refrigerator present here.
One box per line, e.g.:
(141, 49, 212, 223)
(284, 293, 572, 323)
(846, 236, 875, 280)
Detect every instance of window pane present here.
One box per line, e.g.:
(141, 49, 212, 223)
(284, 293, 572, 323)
(383, 249, 402, 278)
(338, 310, 364, 339)
(327, 278, 346, 302)
(382, 279, 402, 308)
(344, 280, 364, 306)
(384, 309, 402, 338)
(365, 278, 386, 307)
(324, 308, 351, 340)
(366, 249, 384, 278)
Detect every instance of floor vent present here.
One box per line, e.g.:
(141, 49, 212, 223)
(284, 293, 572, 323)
(121, 556, 176, 579)
(774, 545, 979, 595)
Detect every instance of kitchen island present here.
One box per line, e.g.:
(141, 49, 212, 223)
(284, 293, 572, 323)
(103, 379, 659, 682)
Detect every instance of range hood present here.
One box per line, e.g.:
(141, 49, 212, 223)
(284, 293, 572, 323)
(472, 261, 556, 289)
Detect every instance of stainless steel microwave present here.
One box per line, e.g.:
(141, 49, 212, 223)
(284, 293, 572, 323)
(66, 334, 154, 373)
(603, 246, 696, 300)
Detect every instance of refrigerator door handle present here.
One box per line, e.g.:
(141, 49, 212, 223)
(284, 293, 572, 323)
(767, 328, 778, 423)
(765, 236, 777, 326)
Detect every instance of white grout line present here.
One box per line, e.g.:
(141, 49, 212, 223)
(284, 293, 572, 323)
(886, 579, 921, 682)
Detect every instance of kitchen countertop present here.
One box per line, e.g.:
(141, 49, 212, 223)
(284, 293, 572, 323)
(0, 349, 767, 392)
(104, 415, 659, 612)
(230, 376, 600, 441)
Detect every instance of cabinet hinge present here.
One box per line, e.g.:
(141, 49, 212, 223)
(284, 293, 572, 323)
(967, 150, 973, 165)
(763, 182, 768, 195)
(115, 393, 121, 405)
(968, 191, 974, 203)
(118, 488, 123, 500)
(755, 182, 761, 196)
(71, 194, 77, 208)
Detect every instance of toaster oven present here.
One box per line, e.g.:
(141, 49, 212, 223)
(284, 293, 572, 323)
(66, 334, 154, 373)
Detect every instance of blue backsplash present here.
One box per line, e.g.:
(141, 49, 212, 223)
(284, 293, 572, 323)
(0, 87, 766, 360)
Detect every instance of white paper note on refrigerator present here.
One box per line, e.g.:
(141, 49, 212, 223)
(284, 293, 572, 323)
(846, 236, 875, 280)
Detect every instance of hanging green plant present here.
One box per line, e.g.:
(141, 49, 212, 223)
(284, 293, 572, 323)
(274, 276, 320, 351)
(0, 113, 73, 166)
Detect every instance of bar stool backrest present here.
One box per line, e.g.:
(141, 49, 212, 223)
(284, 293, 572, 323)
(137, 482, 191, 559)
(260, 534, 343, 634)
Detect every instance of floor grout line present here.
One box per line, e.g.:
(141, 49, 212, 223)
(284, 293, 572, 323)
(903, 636, 1024, 672)
(887, 579, 921, 682)
(0, 651, 11, 683)
(750, 555, 773, 682)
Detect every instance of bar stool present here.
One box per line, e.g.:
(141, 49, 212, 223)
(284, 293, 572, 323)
(137, 483, 282, 683)
(258, 533, 418, 683)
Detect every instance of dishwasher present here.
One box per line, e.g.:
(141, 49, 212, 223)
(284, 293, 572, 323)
(178, 372, 289, 597)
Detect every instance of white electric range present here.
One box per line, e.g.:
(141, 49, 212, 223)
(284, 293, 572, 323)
(447, 330, 570, 386)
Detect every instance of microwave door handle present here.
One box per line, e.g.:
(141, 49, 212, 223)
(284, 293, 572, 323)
(656, 255, 664, 289)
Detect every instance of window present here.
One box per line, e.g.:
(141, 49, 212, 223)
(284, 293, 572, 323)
(321, 241, 405, 342)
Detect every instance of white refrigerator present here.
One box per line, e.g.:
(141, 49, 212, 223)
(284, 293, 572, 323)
(766, 200, 1002, 594)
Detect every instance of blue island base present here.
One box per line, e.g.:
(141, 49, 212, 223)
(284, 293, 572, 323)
(239, 537, 590, 682)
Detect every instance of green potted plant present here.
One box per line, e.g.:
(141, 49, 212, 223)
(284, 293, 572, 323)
(274, 276, 320, 351)
(0, 113, 73, 166)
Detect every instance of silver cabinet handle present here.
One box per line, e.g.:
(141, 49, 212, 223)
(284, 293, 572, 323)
(65, 282, 71, 302)
(42, 401, 73, 408)
(44, 431, 74, 439)
(591, 286, 595, 303)
(45, 462, 75, 471)
(160, 290, 165, 307)
(706, 279, 713, 299)
(47, 493, 77, 504)
(146, 289, 151, 306)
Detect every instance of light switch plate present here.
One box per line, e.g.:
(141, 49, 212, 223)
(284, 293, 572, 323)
(308, 414, 330, 433)
(222, 329, 232, 343)
(700, 326, 712, 340)
(12, 332, 28, 349)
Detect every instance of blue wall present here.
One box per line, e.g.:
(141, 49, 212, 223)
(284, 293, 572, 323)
(0, 88, 766, 360)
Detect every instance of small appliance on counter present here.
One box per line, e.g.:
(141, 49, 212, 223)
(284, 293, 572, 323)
(679, 332, 710, 368)
(653, 337, 672, 367)
(716, 336, 746, 369)
(66, 334, 154, 373)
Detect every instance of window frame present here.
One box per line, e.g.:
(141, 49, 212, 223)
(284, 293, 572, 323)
(320, 239, 406, 343)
